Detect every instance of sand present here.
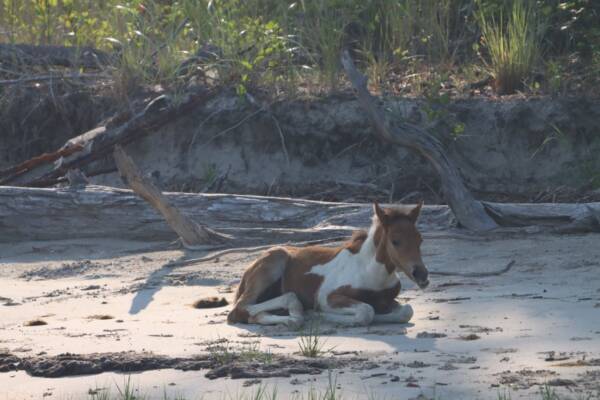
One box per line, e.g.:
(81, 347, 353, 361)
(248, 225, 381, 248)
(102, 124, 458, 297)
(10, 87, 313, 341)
(1, 232, 599, 399)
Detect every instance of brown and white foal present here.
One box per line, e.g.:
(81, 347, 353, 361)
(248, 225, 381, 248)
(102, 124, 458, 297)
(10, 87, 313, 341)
(228, 202, 429, 328)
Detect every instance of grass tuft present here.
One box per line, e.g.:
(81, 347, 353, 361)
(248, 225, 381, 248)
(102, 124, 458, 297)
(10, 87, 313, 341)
(298, 317, 332, 358)
(207, 338, 273, 365)
(539, 384, 559, 400)
(497, 388, 512, 400)
(477, 1, 544, 95)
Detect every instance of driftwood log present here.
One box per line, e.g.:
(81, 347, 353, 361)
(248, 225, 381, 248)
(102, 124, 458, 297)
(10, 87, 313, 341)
(0, 185, 453, 244)
(341, 50, 498, 232)
(0, 185, 597, 244)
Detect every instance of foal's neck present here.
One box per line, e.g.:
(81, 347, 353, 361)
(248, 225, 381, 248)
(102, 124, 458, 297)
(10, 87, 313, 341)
(346, 221, 397, 286)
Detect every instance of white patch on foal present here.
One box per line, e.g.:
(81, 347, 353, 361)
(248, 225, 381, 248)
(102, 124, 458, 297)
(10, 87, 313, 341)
(309, 225, 404, 326)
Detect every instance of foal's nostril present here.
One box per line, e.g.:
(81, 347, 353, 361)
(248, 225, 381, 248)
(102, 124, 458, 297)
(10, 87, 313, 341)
(413, 265, 429, 282)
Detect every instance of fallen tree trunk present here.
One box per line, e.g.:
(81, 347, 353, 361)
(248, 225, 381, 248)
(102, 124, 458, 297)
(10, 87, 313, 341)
(341, 50, 498, 232)
(0, 185, 597, 244)
(0, 87, 216, 187)
(0, 43, 109, 69)
(0, 185, 452, 243)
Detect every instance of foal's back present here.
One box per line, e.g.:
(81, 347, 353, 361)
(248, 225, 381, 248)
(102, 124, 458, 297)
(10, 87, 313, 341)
(234, 233, 367, 308)
(280, 245, 342, 309)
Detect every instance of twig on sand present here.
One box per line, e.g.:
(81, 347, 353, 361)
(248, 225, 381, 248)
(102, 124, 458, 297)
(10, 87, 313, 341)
(430, 260, 515, 278)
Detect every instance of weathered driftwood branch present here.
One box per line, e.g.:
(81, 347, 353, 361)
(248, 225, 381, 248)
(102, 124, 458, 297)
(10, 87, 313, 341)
(0, 43, 109, 69)
(0, 143, 83, 184)
(1, 88, 215, 187)
(0, 185, 597, 244)
(113, 145, 231, 249)
(341, 50, 498, 232)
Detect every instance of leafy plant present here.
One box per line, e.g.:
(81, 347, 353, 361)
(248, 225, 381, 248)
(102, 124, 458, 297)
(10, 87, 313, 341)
(183, 0, 292, 95)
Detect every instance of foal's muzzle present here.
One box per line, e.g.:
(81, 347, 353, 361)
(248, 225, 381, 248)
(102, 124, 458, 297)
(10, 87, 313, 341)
(413, 265, 429, 289)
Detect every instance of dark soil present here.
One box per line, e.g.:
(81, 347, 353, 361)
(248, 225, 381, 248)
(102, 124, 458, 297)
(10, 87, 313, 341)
(0, 351, 355, 379)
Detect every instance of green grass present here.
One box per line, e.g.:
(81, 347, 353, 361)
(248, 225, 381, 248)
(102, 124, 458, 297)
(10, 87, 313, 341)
(477, 0, 544, 94)
(82, 377, 588, 400)
(88, 376, 141, 400)
(497, 388, 512, 400)
(85, 373, 341, 400)
(0, 0, 598, 98)
(206, 338, 274, 365)
(297, 317, 333, 358)
(539, 384, 559, 400)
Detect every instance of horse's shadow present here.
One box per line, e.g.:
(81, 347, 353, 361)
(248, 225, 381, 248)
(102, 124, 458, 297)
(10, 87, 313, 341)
(231, 312, 437, 354)
(129, 266, 173, 314)
(128, 251, 225, 315)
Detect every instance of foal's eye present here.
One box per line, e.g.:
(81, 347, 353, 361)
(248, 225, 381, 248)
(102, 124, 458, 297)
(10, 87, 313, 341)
(391, 240, 400, 247)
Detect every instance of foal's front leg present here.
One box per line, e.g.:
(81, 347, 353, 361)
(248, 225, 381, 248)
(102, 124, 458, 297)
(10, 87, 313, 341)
(372, 301, 413, 324)
(319, 294, 375, 326)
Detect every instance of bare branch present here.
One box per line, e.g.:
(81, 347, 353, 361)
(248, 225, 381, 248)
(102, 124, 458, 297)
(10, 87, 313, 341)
(113, 145, 231, 249)
(340, 50, 498, 231)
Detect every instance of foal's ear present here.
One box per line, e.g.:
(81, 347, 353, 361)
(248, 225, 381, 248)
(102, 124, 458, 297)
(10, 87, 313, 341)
(373, 202, 389, 225)
(408, 201, 424, 223)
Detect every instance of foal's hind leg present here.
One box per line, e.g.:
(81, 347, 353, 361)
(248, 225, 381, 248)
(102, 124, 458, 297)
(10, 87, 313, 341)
(228, 248, 304, 328)
(247, 292, 304, 329)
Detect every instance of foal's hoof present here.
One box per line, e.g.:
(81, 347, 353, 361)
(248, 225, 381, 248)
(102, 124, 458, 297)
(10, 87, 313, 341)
(400, 304, 414, 323)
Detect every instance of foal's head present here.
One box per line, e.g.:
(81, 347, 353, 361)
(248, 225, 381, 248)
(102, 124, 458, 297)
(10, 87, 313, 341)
(373, 202, 429, 289)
